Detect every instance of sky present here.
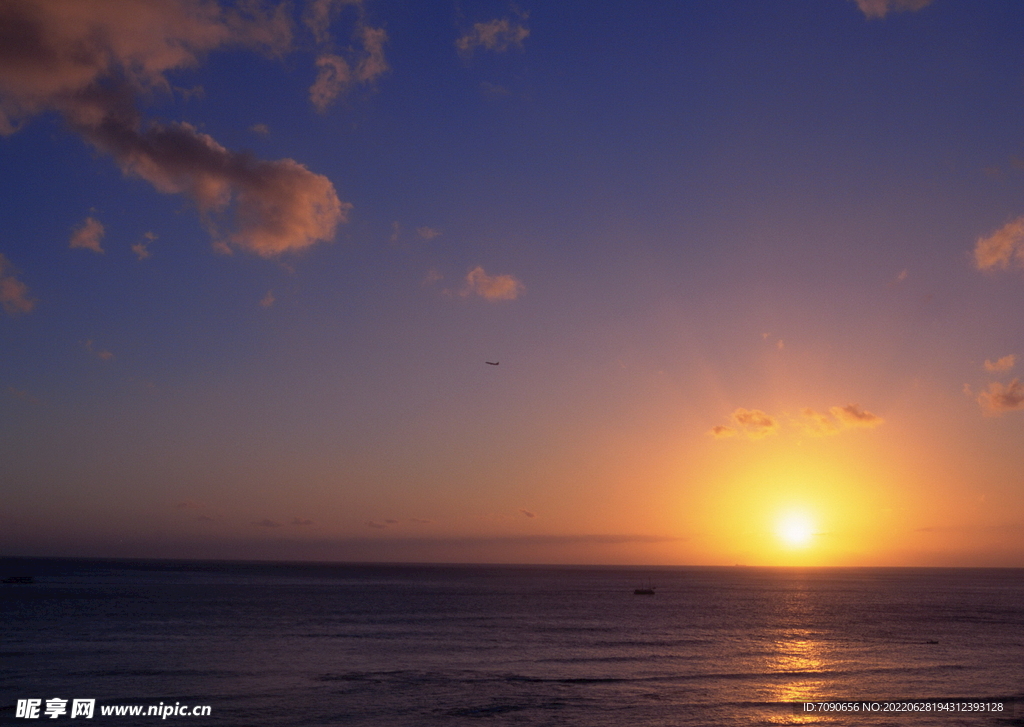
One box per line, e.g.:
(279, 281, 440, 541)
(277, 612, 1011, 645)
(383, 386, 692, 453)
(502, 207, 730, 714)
(3, 0, 1024, 567)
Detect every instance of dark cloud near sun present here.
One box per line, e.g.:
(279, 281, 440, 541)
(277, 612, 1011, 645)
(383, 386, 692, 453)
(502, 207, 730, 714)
(0, 0, 347, 257)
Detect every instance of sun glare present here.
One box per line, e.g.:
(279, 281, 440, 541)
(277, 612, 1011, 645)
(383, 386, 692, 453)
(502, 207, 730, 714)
(776, 511, 815, 548)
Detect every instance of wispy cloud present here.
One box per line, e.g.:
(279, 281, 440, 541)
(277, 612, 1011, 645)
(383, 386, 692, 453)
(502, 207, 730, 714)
(708, 424, 737, 439)
(305, 0, 388, 111)
(0, 0, 347, 257)
(416, 226, 441, 240)
(830, 404, 884, 429)
(715, 403, 884, 439)
(730, 408, 779, 439)
(456, 16, 529, 56)
(519, 509, 536, 518)
(796, 408, 840, 436)
(7, 386, 41, 405)
(974, 217, 1024, 272)
(132, 231, 156, 260)
(0, 252, 36, 315)
(254, 519, 283, 528)
(984, 354, 1016, 373)
(69, 216, 105, 253)
(259, 290, 276, 308)
(978, 379, 1024, 414)
(291, 517, 314, 526)
(461, 265, 524, 301)
(84, 340, 114, 361)
(249, 123, 270, 136)
(851, 0, 934, 19)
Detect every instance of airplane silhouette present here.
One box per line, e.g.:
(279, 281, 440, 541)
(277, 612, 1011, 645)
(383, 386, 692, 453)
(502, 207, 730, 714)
(485, 361, 499, 365)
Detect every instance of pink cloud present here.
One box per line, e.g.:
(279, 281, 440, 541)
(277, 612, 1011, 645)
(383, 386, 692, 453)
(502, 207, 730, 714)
(984, 355, 1016, 373)
(0, 0, 347, 257)
(851, 0, 934, 19)
(0, 252, 36, 314)
(456, 17, 529, 56)
(69, 216, 105, 253)
(461, 265, 524, 301)
(978, 379, 1024, 414)
(132, 231, 156, 260)
(974, 217, 1024, 271)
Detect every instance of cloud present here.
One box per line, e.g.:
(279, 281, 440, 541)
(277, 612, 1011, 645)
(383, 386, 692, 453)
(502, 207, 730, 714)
(0, 252, 36, 314)
(307, 5, 388, 113)
(291, 517, 314, 526)
(259, 290, 275, 308)
(730, 408, 779, 439)
(8, 386, 41, 405)
(416, 226, 440, 240)
(851, 0, 934, 19)
(974, 217, 1024, 271)
(708, 424, 736, 439)
(249, 123, 270, 136)
(829, 403, 884, 429)
(461, 265, 524, 301)
(0, 0, 347, 258)
(984, 354, 1016, 373)
(978, 379, 1024, 414)
(367, 520, 387, 529)
(176, 500, 201, 510)
(796, 405, 884, 434)
(254, 518, 284, 527)
(310, 54, 351, 112)
(69, 216, 105, 253)
(132, 231, 156, 260)
(456, 17, 529, 56)
(797, 408, 840, 436)
(519, 509, 536, 518)
(84, 339, 114, 361)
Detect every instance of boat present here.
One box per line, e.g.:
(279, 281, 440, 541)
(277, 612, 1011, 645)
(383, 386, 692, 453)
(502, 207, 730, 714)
(633, 580, 655, 595)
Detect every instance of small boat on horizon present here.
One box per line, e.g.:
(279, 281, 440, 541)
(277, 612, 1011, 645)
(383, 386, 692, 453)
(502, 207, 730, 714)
(633, 580, 655, 595)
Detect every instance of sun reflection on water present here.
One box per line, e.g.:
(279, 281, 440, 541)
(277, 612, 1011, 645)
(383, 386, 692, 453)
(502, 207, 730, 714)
(763, 629, 835, 725)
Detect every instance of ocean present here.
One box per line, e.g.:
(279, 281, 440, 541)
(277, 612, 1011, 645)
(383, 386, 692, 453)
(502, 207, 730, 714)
(1, 558, 1022, 726)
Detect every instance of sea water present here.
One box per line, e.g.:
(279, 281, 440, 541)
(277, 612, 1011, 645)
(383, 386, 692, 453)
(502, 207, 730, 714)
(1, 559, 1022, 726)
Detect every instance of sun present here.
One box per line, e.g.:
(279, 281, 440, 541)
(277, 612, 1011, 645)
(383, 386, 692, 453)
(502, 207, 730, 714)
(775, 511, 815, 548)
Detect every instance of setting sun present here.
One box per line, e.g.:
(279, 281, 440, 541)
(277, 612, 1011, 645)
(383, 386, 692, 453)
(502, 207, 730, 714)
(776, 511, 815, 548)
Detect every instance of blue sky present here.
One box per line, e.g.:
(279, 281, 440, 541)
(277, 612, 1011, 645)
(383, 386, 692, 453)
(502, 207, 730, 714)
(3, 0, 1024, 565)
